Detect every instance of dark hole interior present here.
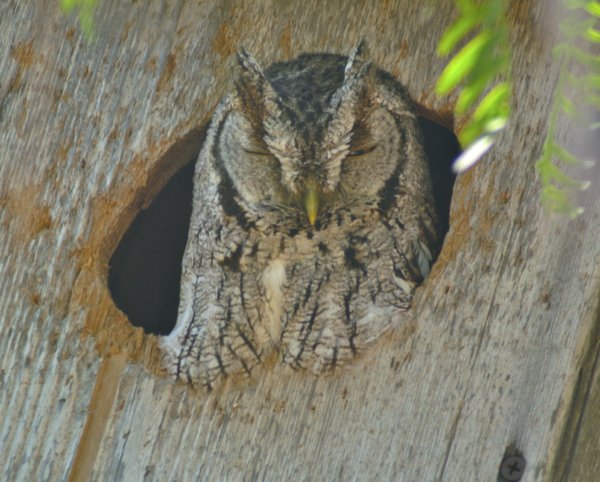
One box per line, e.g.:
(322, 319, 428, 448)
(108, 117, 460, 335)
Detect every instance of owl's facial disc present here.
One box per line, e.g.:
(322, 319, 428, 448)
(228, 51, 402, 230)
(334, 107, 402, 200)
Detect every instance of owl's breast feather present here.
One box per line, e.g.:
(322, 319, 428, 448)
(261, 258, 287, 344)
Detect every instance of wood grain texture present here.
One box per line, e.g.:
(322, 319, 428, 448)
(1, 1, 598, 481)
(551, 302, 600, 482)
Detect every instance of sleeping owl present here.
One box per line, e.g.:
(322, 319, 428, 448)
(160, 44, 440, 388)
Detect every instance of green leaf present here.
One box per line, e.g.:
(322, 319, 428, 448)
(472, 82, 511, 122)
(437, 14, 480, 55)
(458, 117, 487, 146)
(459, 103, 509, 147)
(484, 116, 509, 132)
(586, 26, 600, 42)
(544, 160, 588, 189)
(466, 31, 508, 80)
(586, 74, 600, 88)
(58, 0, 97, 40)
(80, 11, 95, 39)
(552, 43, 568, 59)
(455, 75, 491, 114)
(541, 185, 583, 218)
(455, 42, 508, 113)
(549, 142, 580, 165)
(434, 0, 512, 173)
(435, 31, 494, 95)
(568, 46, 600, 69)
(541, 185, 569, 209)
(59, 0, 78, 13)
(559, 17, 596, 37)
(559, 94, 579, 118)
(456, 0, 477, 12)
(480, 0, 505, 25)
(585, 1, 600, 17)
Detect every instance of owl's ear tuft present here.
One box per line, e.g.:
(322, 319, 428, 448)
(345, 40, 368, 74)
(235, 48, 284, 128)
(340, 41, 369, 98)
(321, 42, 371, 190)
(236, 48, 266, 88)
(235, 48, 267, 120)
(328, 41, 369, 116)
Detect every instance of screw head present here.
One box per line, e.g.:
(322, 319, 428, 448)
(500, 455, 526, 481)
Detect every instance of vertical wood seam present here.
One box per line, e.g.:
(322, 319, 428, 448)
(67, 354, 127, 482)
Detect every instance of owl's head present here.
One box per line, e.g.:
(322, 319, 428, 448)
(212, 44, 427, 232)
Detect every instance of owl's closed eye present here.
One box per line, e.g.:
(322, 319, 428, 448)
(160, 43, 440, 389)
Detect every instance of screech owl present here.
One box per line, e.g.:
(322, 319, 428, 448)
(160, 44, 440, 389)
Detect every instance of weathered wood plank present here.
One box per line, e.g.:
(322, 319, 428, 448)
(1, 1, 598, 481)
(551, 306, 600, 482)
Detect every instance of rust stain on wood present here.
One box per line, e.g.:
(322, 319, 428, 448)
(2, 186, 53, 238)
(65, 27, 77, 42)
(212, 21, 241, 58)
(67, 353, 127, 482)
(145, 56, 157, 73)
(156, 53, 177, 94)
(121, 19, 135, 43)
(279, 23, 292, 58)
(397, 39, 409, 59)
(8, 40, 36, 92)
(70, 187, 157, 367)
(10, 40, 35, 67)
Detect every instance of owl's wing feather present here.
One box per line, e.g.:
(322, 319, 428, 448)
(160, 99, 268, 389)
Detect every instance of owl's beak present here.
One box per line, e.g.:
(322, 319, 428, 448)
(304, 186, 320, 225)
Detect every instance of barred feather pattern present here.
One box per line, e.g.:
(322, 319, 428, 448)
(160, 48, 440, 389)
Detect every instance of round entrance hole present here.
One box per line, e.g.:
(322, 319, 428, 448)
(108, 115, 460, 335)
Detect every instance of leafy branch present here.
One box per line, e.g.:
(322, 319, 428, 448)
(534, 0, 599, 218)
(435, 0, 512, 173)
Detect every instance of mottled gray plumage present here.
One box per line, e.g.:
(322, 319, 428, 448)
(160, 45, 440, 388)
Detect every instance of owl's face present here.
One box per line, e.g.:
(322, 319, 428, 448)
(215, 48, 413, 232)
